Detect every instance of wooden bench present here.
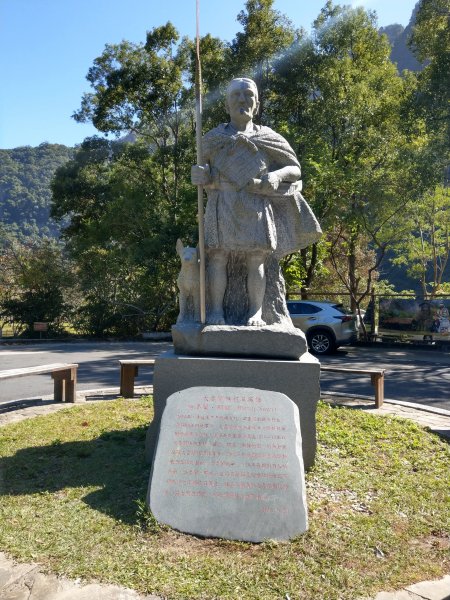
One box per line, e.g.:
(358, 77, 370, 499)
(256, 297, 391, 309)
(0, 363, 79, 403)
(320, 366, 385, 408)
(119, 359, 155, 398)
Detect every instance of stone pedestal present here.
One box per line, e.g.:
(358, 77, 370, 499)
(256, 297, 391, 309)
(145, 350, 320, 470)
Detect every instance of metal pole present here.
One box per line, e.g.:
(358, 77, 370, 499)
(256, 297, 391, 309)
(196, 0, 206, 324)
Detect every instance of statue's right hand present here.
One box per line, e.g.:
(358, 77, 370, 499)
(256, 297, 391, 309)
(191, 164, 211, 186)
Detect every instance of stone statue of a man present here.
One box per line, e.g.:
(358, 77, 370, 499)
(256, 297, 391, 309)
(191, 77, 321, 328)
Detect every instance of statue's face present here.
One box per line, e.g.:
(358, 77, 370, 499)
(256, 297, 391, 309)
(226, 80, 259, 123)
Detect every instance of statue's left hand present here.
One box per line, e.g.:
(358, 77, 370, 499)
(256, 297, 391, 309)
(260, 172, 282, 192)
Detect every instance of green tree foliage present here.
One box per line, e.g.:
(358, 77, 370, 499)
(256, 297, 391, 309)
(0, 230, 73, 335)
(386, 0, 450, 298)
(51, 136, 197, 335)
(229, 0, 296, 120)
(0, 144, 73, 238)
(410, 0, 450, 145)
(71, 23, 200, 224)
(176, 33, 230, 131)
(392, 185, 450, 298)
(54, 24, 205, 334)
(273, 3, 423, 310)
(73, 23, 183, 138)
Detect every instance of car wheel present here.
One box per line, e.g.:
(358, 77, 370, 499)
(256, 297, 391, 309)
(307, 330, 336, 355)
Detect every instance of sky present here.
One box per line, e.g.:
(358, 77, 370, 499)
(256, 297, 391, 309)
(0, 0, 418, 149)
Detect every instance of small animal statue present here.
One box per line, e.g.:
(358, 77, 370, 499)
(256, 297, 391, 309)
(176, 239, 200, 323)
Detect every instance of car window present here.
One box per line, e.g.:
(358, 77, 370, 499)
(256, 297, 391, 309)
(287, 303, 300, 314)
(332, 304, 352, 315)
(301, 303, 321, 314)
(288, 303, 321, 315)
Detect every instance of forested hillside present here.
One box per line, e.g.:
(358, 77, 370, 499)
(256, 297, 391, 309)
(0, 143, 73, 237)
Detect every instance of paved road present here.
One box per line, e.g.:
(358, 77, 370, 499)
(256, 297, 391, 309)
(0, 341, 170, 403)
(320, 344, 450, 411)
(1, 341, 449, 411)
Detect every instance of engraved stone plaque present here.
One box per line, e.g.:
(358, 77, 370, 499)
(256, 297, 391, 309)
(147, 386, 308, 542)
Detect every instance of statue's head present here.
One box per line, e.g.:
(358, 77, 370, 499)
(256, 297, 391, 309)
(225, 78, 260, 122)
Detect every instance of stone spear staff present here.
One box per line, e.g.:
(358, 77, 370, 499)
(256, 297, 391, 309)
(195, 0, 206, 324)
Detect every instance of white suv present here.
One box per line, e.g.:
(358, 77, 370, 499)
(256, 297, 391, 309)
(287, 300, 358, 355)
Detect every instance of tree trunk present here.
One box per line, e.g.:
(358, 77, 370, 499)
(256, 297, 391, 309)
(300, 244, 318, 299)
(348, 233, 358, 313)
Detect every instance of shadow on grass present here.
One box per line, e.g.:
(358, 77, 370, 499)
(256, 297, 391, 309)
(0, 398, 57, 414)
(0, 425, 151, 525)
(431, 429, 450, 443)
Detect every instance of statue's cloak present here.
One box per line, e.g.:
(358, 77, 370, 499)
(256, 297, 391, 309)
(203, 124, 322, 258)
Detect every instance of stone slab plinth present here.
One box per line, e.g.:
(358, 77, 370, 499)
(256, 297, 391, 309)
(145, 351, 320, 470)
(172, 323, 307, 360)
(147, 386, 308, 542)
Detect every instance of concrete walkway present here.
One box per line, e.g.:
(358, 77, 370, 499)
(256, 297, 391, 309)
(0, 551, 161, 600)
(0, 387, 449, 600)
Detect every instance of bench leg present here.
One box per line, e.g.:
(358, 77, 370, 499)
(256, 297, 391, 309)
(65, 367, 77, 403)
(371, 373, 384, 408)
(53, 375, 64, 402)
(120, 365, 138, 398)
(52, 368, 78, 403)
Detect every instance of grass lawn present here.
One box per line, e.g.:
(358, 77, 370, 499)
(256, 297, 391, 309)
(0, 398, 449, 600)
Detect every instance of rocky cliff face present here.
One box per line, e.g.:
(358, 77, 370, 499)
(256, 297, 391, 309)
(379, 2, 423, 74)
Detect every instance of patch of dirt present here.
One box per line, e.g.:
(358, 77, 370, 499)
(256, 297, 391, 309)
(145, 529, 281, 562)
(409, 532, 450, 551)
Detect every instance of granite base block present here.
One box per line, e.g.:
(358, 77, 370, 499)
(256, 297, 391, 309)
(145, 351, 320, 470)
(172, 323, 307, 360)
